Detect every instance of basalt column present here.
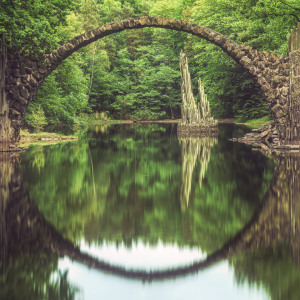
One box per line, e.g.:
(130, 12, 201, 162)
(178, 52, 218, 134)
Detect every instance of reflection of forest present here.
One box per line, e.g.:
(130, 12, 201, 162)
(179, 135, 217, 210)
(0, 154, 80, 300)
(20, 124, 275, 252)
(227, 153, 300, 300)
(2, 125, 300, 297)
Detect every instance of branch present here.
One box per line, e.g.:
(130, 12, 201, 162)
(269, 12, 300, 22)
(278, 0, 300, 11)
(290, 13, 300, 22)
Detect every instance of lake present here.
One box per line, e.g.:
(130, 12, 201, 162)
(1, 123, 300, 300)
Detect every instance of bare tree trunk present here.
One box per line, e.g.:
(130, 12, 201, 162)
(168, 84, 174, 119)
(0, 35, 10, 151)
(88, 44, 96, 98)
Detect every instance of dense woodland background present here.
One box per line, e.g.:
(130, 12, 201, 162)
(1, 0, 300, 124)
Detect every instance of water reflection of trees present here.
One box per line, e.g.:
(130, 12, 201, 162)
(3, 125, 300, 298)
(20, 124, 275, 253)
(0, 251, 80, 300)
(226, 152, 300, 300)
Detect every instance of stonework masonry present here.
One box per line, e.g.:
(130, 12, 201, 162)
(0, 16, 299, 150)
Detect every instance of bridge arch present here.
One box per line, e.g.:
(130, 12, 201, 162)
(4, 16, 290, 144)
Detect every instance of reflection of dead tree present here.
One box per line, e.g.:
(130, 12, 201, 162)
(179, 136, 217, 210)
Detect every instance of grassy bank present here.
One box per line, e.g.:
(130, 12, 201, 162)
(235, 116, 271, 125)
(20, 129, 79, 141)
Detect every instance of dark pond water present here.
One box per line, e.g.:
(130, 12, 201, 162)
(1, 123, 300, 300)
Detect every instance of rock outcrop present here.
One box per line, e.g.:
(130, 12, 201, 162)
(177, 52, 218, 134)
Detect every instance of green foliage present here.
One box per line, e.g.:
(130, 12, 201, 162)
(28, 52, 90, 125)
(230, 242, 300, 300)
(0, 252, 79, 300)
(25, 104, 48, 132)
(0, 0, 78, 53)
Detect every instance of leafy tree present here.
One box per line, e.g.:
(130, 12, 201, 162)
(26, 104, 48, 132)
(0, 0, 78, 53)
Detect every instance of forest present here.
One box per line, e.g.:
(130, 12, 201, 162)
(1, 0, 300, 124)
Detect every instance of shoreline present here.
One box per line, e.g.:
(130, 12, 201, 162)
(88, 119, 268, 126)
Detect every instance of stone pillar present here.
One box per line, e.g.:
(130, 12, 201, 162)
(287, 24, 300, 144)
(0, 37, 10, 151)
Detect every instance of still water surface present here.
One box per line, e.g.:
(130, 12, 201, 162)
(1, 124, 300, 300)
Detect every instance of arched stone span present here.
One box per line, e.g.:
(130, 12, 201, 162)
(2, 16, 292, 146)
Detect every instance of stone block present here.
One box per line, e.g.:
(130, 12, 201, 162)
(69, 38, 80, 47)
(57, 46, 67, 57)
(21, 76, 28, 84)
(38, 68, 47, 74)
(248, 50, 255, 59)
(10, 108, 20, 116)
(11, 120, 21, 128)
(5, 76, 17, 85)
(12, 85, 19, 95)
(25, 67, 32, 74)
(19, 66, 26, 75)
(261, 83, 271, 92)
(140, 16, 148, 26)
(13, 102, 26, 114)
(198, 27, 207, 37)
(64, 42, 74, 51)
(5, 68, 12, 76)
(281, 87, 289, 96)
(162, 18, 170, 27)
(236, 50, 246, 60)
(129, 19, 135, 27)
(192, 25, 200, 34)
(19, 88, 29, 100)
(32, 72, 42, 81)
(169, 18, 176, 27)
(16, 95, 28, 105)
(8, 92, 16, 101)
(181, 21, 192, 31)
(123, 20, 130, 28)
(269, 53, 277, 63)
(12, 69, 21, 78)
(240, 56, 252, 69)
(29, 78, 37, 87)
(214, 35, 227, 46)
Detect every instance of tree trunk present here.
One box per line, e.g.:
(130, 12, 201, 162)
(88, 44, 96, 98)
(0, 36, 10, 151)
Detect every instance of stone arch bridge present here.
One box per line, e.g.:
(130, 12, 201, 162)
(0, 16, 300, 149)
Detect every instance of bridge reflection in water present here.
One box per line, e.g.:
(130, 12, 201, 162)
(1, 132, 300, 298)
